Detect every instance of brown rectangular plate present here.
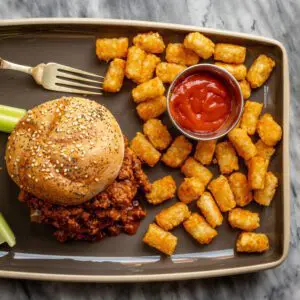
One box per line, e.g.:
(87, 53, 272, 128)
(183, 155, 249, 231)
(0, 19, 290, 282)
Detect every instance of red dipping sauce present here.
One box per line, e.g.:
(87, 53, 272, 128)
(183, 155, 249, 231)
(170, 73, 232, 133)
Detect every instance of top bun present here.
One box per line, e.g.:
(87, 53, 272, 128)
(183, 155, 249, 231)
(5, 97, 124, 205)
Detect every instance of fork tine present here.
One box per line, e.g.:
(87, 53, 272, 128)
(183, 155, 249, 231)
(50, 85, 102, 95)
(56, 64, 104, 79)
(57, 73, 102, 84)
(55, 78, 103, 91)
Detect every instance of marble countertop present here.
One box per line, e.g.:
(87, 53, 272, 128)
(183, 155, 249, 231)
(0, 0, 299, 299)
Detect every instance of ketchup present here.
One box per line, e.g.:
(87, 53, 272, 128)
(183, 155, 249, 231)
(170, 73, 232, 133)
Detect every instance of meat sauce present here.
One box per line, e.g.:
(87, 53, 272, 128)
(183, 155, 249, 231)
(170, 73, 232, 133)
(19, 143, 150, 242)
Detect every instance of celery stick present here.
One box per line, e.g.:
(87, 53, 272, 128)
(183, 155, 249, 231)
(0, 114, 20, 133)
(0, 105, 26, 119)
(0, 213, 16, 247)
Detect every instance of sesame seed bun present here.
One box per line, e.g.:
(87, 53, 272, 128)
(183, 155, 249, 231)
(5, 97, 125, 205)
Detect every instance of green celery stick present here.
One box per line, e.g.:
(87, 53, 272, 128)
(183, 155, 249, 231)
(0, 114, 21, 133)
(0, 213, 16, 247)
(0, 105, 26, 119)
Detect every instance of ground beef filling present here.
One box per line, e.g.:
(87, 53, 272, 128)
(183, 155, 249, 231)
(18, 146, 150, 242)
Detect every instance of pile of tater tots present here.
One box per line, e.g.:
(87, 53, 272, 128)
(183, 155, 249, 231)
(96, 31, 280, 256)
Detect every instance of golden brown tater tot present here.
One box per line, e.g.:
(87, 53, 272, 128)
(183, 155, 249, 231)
(228, 208, 260, 231)
(197, 192, 223, 228)
(183, 213, 218, 245)
(143, 223, 177, 255)
(146, 176, 176, 205)
(236, 232, 269, 253)
(240, 101, 263, 135)
(143, 119, 172, 151)
(96, 37, 128, 61)
(165, 43, 199, 66)
(132, 77, 165, 103)
(248, 156, 268, 190)
(181, 157, 213, 186)
(255, 139, 275, 168)
(228, 128, 257, 160)
(133, 32, 165, 54)
(208, 175, 236, 212)
(246, 55, 276, 88)
(155, 202, 191, 231)
(139, 54, 161, 83)
(215, 141, 239, 174)
(257, 113, 282, 146)
(214, 43, 246, 64)
(130, 132, 161, 167)
(255, 139, 276, 161)
(156, 62, 186, 83)
(103, 58, 126, 92)
(162, 135, 192, 168)
(254, 172, 278, 206)
(228, 172, 253, 207)
(215, 62, 247, 81)
(194, 140, 216, 165)
(136, 95, 167, 121)
(178, 177, 205, 204)
(183, 32, 215, 59)
(239, 79, 251, 99)
(125, 46, 147, 83)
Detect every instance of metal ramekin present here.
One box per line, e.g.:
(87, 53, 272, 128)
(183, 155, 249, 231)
(166, 64, 244, 141)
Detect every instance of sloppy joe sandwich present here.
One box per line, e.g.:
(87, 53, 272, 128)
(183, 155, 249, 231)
(5, 97, 150, 242)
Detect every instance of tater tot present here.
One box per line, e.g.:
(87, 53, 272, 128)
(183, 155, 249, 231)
(248, 156, 268, 190)
(156, 62, 186, 83)
(236, 232, 269, 253)
(136, 95, 167, 121)
(178, 177, 205, 204)
(125, 46, 147, 83)
(239, 79, 251, 99)
(208, 175, 236, 212)
(228, 128, 257, 160)
(228, 172, 253, 207)
(255, 139, 275, 166)
(183, 32, 215, 59)
(183, 213, 218, 245)
(139, 54, 161, 83)
(143, 119, 172, 151)
(165, 43, 199, 66)
(133, 32, 165, 54)
(155, 202, 191, 231)
(257, 113, 282, 146)
(215, 141, 239, 174)
(103, 58, 126, 92)
(162, 135, 192, 168)
(96, 37, 128, 61)
(130, 132, 161, 167)
(197, 192, 223, 228)
(240, 101, 263, 135)
(215, 62, 247, 81)
(214, 43, 246, 64)
(181, 157, 213, 186)
(228, 208, 260, 231)
(254, 172, 278, 206)
(143, 223, 177, 255)
(132, 77, 165, 103)
(194, 140, 217, 165)
(246, 55, 276, 88)
(146, 176, 176, 205)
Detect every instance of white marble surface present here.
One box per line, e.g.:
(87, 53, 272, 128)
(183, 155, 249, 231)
(0, 0, 299, 299)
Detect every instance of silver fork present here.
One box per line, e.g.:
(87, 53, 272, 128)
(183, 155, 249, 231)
(0, 57, 104, 95)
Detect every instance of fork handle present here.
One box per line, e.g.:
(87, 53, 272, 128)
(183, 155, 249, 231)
(0, 57, 33, 75)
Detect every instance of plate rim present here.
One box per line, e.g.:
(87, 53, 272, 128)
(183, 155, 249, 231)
(0, 17, 290, 282)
